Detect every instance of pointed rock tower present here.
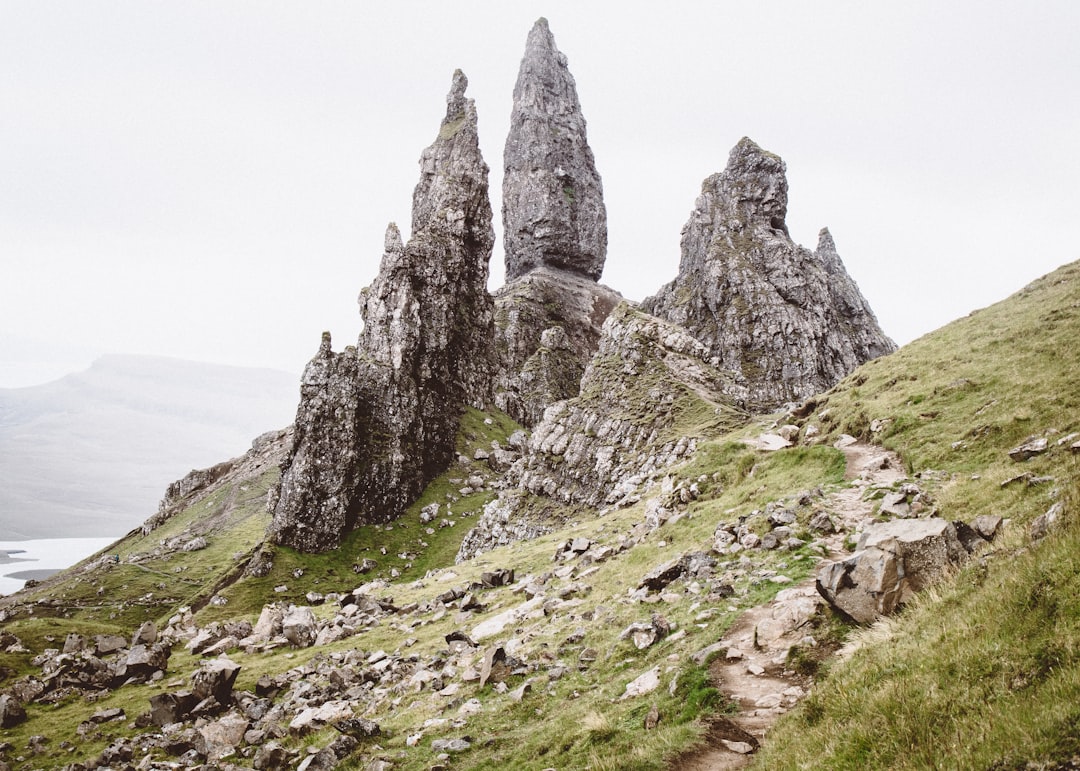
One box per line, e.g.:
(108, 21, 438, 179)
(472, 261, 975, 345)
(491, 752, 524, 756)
(642, 137, 895, 410)
(503, 17, 607, 281)
(269, 71, 496, 552)
(494, 19, 621, 426)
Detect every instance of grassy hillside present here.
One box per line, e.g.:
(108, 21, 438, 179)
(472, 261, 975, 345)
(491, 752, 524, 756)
(0, 262, 1076, 770)
(755, 260, 1080, 769)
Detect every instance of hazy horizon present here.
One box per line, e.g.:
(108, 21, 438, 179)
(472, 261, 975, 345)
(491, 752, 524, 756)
(3, 3, 1077, 387)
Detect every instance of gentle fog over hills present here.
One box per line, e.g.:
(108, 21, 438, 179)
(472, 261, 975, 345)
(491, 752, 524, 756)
(0, 355, 298, 539)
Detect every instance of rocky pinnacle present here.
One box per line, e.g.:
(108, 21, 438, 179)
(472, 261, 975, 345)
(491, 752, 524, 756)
(503, 18, 607, 282)
(270, 72, 495, 552)
(642, 137, 895, 410)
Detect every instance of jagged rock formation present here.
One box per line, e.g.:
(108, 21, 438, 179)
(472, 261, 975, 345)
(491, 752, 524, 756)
(642, 137, 895, 410)
(493, 267, 621, 426)
(270, 71, 496, 552)
(503, 17, 607, 282)
(458, 303, 747, 560)
(494, 19, 617, 427)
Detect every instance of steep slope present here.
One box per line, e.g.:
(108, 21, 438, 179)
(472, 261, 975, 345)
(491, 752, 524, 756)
(643, 137, 895, 411)
(751, 259, 1080, 770)
(460, 302, 748, 559)
(0, 355, 296, 539)
(0, 261, 1075, 771)
(493, 267, 622, 427)
(269, 71, 497, 552)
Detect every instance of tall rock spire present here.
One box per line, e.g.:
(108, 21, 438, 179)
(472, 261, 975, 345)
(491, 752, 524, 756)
(502, 18, 607, 281)
(642, 137, 895, 410)
(269, 72, 495, 552)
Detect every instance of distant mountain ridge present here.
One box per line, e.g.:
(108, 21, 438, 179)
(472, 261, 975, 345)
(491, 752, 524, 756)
(0, 354, 298, 539)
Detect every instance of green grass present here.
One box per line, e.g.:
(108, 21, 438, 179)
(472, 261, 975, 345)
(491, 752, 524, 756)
(3, 262, 1078, 770)
(755, 260, 1080, 769)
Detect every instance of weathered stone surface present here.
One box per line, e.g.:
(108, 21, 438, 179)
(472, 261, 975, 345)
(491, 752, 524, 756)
(817, 518, 968, 623)
(493, 267, 622, 426)
(0, 694, 26, 728)
(503, 18, 606, 282)
(642, 137, 895, 410)
(282, 606, 318, 648)
(191, 658, 241, 706)
(149, 691, 199, 727)
(619, 666, 661, 700)
(1009, 436, 1049, 461)
(1031, 502, 1064, 540)
(195, 712, 249, 760)
(458, 304, 745, 561)
(270, 70, 496, 552)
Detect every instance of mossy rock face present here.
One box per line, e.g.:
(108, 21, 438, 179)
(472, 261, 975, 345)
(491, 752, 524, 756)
(492, 267, 622, 427)
(459, 303, 749, 559)
(642, 137, 895, 411)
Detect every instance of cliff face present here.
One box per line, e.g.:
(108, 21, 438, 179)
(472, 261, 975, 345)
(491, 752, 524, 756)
(642, 137, 896, 411)
(502, 18, 607, 283)
(269, 72, 496, 552)
(492, 268, 621, 427)
(494, 19, 619, 428)
(458, 302, 748, 560)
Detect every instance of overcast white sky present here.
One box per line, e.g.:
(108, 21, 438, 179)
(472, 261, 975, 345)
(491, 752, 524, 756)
(3, 1, 1078, 388)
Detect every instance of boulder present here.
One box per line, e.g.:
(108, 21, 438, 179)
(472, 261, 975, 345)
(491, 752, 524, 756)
(149, 691, 200, 727)
(0, 694, 26, 728)
(282, 605, 318, 648)
(817, 518, 968, 623)
(191, 658, 241, 706)
(195, 712, 249, 760)
(1009, 437, 1049, 461)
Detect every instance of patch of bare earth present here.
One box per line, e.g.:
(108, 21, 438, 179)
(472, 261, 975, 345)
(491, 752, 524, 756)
(670, 437, 902, 770)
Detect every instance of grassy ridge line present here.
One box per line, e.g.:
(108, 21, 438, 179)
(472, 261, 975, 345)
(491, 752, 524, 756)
(755, 260, 1080, 769)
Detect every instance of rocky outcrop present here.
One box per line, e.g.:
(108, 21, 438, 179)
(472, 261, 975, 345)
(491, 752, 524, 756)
(457, 303, 747, 560)
(493, 267, 622, 426)
(816, 517, 970, 623)
(503, 18, 607, 282)
(492, 19, 616, 426)
(270, 71, 496, 552)
(642, 137, 895, 410)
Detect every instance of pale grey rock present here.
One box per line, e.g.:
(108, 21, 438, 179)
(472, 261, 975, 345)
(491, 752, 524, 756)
(619, 666, 661, 699)
(282, 606, 318, 648)
(1009, 436, 1049, 461)
(642, 137, 895, 410)
(817, 518, 968, 623)
(0, 694, 26, 728)
(1031, 502, 1064, 540)
(195, 712, 249, 760)
(971, 514, 1003, 540)
(493, 267, 622, 426)
(504, 18, 606, 281)
(457, 304, 744, 560)
(270, 71, 496, 551)
(191, 658, 241, 706)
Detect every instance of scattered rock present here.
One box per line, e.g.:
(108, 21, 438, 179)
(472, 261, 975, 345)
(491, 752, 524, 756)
(619, 667, 661, 700)
(1009, 437, 1049, 461)
(1031, 502, 1064, 540)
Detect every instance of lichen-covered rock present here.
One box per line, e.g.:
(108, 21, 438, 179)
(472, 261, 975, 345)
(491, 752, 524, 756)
(642, 137, 895, 410)
(493, 267, 622, 426)
(270, 71, 496, 552)
(503, 18, 606, 282)
(457, 303, 747, 560)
